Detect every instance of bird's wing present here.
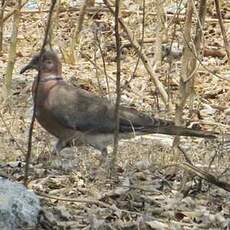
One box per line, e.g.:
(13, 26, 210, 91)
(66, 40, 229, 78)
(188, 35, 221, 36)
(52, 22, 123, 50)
(46, 83, 116, 133)
(45, 83, 161, 133)
(45, 82, 217, 138)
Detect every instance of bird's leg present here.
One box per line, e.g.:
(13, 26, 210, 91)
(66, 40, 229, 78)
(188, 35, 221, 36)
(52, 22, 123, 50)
(37, 139, 64, 163)
(98, 148, 108, 166)
(52, 139, 66, 156)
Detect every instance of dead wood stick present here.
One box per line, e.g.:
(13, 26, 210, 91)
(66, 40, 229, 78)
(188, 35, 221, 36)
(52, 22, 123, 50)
(36, 191, 142, 216)
(36, 191, 112, 208)
(17, 6, 230, 22)
(19, 6, 230, 24)
(214, 0, 230, 65)
(164, 163, 230, 192)
(103, 0, 172, 111)
(0, 111, 26, 156)
(110, 0, 121, 176)
(24, 0, 57, 186)
(3, 0, 28, 22)
(181, 162, 230, 192)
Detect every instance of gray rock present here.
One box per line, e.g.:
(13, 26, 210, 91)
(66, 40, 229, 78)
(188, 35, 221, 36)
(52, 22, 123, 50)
(0, 177, 41, 230)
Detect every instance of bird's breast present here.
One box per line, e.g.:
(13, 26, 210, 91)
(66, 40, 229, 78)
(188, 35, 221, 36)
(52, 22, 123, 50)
(35, 103, 76, 140)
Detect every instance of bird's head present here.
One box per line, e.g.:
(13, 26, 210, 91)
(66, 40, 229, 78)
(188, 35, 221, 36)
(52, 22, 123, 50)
(20, 48, 62, 76)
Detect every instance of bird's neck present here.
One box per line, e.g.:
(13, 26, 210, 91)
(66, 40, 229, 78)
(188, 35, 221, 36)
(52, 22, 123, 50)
(32, 74, 63, 103)
(38, 72, 63, 82)
(39, 75, 63, 82)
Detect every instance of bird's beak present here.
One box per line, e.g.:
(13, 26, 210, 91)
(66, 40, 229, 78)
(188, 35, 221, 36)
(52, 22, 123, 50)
(20, 62, 36, 74)
(20, 57, 40, 74)
(20, 64, 30, 74)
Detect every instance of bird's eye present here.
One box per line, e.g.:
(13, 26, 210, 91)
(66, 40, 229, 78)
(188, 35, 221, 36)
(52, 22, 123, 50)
(46, 59, 52, 65)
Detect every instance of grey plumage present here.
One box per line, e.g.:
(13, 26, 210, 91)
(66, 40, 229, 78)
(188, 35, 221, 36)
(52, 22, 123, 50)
(20, 48, 217, 157)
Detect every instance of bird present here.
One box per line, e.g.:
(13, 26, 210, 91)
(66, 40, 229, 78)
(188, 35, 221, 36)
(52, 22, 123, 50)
(20, 47, 217, 160)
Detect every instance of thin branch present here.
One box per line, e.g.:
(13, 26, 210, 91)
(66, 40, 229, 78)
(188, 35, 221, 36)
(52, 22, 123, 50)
(79, 50, 115, 83)
(103, 0, 173, 111)
(36, 191, 112, 208)
(0, 111, 26, 155)
(214, 0, 230, 65)
(4, 0, 22, 90)
(179, 23, 230, 81)
(24, 0, 57, 186)
(0, 0, 8, 53)
(110, 0, 121, 176)
(93, 33, 103, 94)
(95, 31, 111, 97)
(36, 191, 142, 216)
(165, 3, 184, 109)
(181, 162, 230, 192)
(121, 0, 145, 92)
(69, 0, 90, 64)
(3, 0, 28, 23)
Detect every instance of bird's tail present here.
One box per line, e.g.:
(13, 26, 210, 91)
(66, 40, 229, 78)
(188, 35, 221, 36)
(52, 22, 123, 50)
(119, 107, 217, 138)
(140, 124, 217, 138)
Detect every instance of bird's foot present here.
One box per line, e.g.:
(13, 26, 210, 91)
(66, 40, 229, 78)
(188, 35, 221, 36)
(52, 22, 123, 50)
(37, 151, 51, 163)
(52, 148, 78, 171)
(36, 141, 61, 163)
(97, 148, 109, 167)
(49, 139, 67, 161)
(52, 139, 65, 156)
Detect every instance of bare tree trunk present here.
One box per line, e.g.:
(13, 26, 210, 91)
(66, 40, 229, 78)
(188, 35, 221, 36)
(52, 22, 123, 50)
(175, 1, 193, 127)
(174, 0, 207, 189)
(175, 0, 207, 126)
(49, 0, 59, 47)
(174, 0, 206, 193)
(153, 1, 167, 110)
(61, 0, 91, 64)
(4, 0, 22, 90)
(153, 1, 165, 66)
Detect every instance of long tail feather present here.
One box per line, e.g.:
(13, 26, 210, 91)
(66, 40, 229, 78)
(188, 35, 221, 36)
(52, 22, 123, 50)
(119, 108, 217, 138)
(139, 125, 217, 138)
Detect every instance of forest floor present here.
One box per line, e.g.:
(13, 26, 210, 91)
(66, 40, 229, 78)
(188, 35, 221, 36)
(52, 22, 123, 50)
(0, 1, 230, 229)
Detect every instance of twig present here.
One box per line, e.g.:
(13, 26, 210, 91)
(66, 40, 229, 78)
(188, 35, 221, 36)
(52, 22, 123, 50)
(177, 145, 192, 164)
(17, 7, 230, 24)
(36, 191, 142, 216)
(181, 162, 230, 192)
(121, 0, 145, 92)
(174, 0, 194, 148)
(167, 0, 185, 28)
(103, 0, 172, 111)
(0, 111, 26, 156)
(95, 31, 111, 97)
(4, 0, 22, 90)
(152, 1, 165, 109)
(214, 0, 230, 65)
(164, 162, 230, 192)
(3, 0, 28, 23)
(35, 191, 112, 208)
(79, 50, 115, 83)
(24, 0, 57, 186)
(181, 29, 230, 81)
(68, 0, 90, 64)
(110, 0, 121, 176)
(93, 34, 103, 94)
(165, 0, 184, 106)
(0, 0, 9, 52)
